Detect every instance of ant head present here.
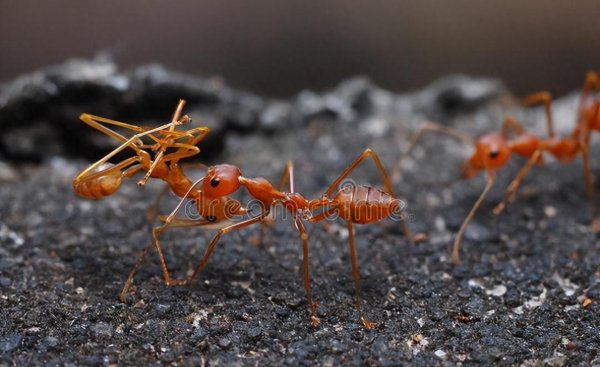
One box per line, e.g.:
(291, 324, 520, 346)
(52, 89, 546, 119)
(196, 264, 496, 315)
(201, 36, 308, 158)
(461, 132, 511, 178)
(202, 164, 242, 197)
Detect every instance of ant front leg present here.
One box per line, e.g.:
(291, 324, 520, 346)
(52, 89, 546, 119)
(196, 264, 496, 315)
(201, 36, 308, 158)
(123, 179, 210, 298)
(120, 216, 212, 301)
(452, 171, 495, 264)
(293, 217, 320, 326)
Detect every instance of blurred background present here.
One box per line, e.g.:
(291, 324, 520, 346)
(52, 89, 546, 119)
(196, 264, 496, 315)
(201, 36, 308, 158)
(1, 0, 599, 97)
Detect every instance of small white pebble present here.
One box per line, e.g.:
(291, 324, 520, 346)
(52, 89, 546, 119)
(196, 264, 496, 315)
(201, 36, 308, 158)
(435, 350, 447, 359)
(434, 216, 446, 232)
(544, 206, 557, 218)
(425, 194, 441, 208)
(486, 285, 507, 297)
(468, 279, 484, 289)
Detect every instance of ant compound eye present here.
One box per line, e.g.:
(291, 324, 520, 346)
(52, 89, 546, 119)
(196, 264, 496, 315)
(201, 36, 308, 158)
(206, 215, 216, 222)
(210, 178, 220, 188)
(489, 150, 499, 159)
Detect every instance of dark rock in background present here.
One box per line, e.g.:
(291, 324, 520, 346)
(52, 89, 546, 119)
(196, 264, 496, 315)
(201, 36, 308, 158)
(1, 58, 599, 366)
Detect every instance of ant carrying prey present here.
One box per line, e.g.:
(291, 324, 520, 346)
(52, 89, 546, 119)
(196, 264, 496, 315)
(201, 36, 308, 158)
(392, 71, 600, 264)
(125, 149, 426, 329)
(73, 101, 424, 328)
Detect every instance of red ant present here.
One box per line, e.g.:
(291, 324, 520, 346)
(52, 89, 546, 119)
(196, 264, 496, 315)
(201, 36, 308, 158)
(139, 149, 426, 329)
(392, 72, 600, 264)
(73, 99, 210, 200)
(72, 100, 250, 298)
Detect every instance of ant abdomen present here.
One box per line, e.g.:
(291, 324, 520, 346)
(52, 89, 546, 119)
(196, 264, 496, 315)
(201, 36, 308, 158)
(335, 185, 399, 224)
(73, 163, 123, 199)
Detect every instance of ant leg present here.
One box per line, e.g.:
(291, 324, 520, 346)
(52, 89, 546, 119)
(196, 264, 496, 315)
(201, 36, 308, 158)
(79, 113, 147, 144)
(323, 148, 425, 243)
(119, 193, 198, 302)
(580, 106, 599, 227)
(500, 116, 526, 136)
(137, 100, 191, 186)
(452, 171, 495, 264)
(391, 121, 473, 184)
(119, 246, 151, 302)
(181, 211, 271, 285)
(493, 150, 543, 215)
(143, 177, 209, 286)
(144, 127, 210, 167)
(582, 142, 598, 223)
(293, 217, 320, 326)
(81, 100, 191, 183)
(159, 128, 211, 164)
(346, 221, 376, 329)
(75, 121, 185, 184)
(522, 92, 555, 138)
(322, 149, 393, 197)
(578, 71, 600, 120)
(119, 216, 212, 301)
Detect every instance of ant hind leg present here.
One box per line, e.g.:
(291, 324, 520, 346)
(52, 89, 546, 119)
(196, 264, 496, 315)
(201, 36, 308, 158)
(522, 92, 555, 138)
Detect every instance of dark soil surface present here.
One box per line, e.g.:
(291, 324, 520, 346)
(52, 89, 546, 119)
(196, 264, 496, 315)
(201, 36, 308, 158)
(1, 58, 600, 366)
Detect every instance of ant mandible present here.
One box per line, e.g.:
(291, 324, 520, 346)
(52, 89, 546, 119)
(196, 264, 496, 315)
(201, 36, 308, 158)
(145, 149, 426, 329)
(392, 72, 600, 264)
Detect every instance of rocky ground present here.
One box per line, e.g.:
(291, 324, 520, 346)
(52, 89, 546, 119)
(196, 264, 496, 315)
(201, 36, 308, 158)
(1, 58, 599, 366)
